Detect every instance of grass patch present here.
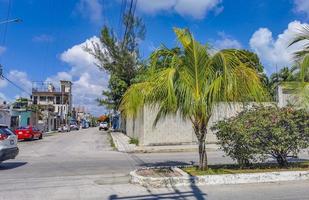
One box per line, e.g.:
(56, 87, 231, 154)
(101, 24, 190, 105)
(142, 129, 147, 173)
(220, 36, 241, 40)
(108, 133, 116, 150)
(129, 138, 139, 146)
(183, 162, 309, 176)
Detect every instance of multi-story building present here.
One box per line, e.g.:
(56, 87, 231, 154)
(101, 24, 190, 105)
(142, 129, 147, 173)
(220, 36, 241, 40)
(32, 80, 72, 131)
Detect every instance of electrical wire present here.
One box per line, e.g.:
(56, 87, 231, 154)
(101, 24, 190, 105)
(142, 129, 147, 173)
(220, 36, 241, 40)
(1, 75, 31, 96)
(1, 0, 12, 46)
(0, 0, 12, 63)
(118, 0, 126, 39)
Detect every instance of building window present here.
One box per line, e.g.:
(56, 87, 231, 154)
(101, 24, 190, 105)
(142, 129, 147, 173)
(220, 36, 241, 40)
(56, 96, 61, 104)
(40, 96, 46, 102)
(48, 96, 54, 103)
(33, 96, 38, 105)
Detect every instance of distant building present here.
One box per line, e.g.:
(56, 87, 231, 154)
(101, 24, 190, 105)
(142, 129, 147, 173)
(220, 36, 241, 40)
(0, 101, 11, 127)
(10, 98, 38, 130)
(32, 80, 72, 131)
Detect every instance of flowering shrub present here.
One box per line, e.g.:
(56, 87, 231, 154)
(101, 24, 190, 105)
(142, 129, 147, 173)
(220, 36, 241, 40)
(212, 106, 309, 167)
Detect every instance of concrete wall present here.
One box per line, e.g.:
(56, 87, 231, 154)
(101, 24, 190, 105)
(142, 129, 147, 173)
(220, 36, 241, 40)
(125, 102, 274, 146)
(0, 109, 11, 127)
(277, 85, 298, 107)
(126, 108, 144, 144)
(143, 106, 195, 146)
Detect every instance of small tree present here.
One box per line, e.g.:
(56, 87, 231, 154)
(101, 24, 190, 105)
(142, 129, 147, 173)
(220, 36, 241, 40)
(120, 28, 266, 170)
(213, 106, 309, 167)
(85, 12, 146, 111)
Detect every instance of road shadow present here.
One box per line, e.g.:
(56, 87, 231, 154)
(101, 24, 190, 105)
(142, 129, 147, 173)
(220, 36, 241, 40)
(129, 154, 195, 167)
(18, 139, 41, 142)
(139, 161, 194, 168)
(108, 186, 207, 200)
(0, 161, 27, 170)
(108, 174, 207, 200)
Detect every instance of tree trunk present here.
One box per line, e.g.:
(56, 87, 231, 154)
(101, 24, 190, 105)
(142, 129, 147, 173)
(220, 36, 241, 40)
(276, 154, 288, 167)
(198, 138, 208, 170)
(192, 119, 208, 171)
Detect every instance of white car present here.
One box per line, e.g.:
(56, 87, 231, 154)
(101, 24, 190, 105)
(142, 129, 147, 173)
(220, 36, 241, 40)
(58, 125, 70, 132)
(0, 125, 19, 163)
(99, 122, 109, 131)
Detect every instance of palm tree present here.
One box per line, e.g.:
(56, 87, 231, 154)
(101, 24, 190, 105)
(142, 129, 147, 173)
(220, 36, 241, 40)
(282, 55, 309, 108)
(286, 25, 309, 108)
(120, 28, 266, 170)
(289, 24, 309, 60)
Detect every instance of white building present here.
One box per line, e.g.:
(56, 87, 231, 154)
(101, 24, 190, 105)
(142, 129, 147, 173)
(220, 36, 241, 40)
(32, 80, 72, 131)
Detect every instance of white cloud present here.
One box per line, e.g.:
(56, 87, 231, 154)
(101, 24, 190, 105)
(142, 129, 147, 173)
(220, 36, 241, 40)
(249, 21, 308, 74)
(47, 36, 109, 115)
(0, 79, 8, 88)
(7, 70, 32, 93)
(75, 0, 103, 24)
(0, 92, 7, 101)
(0, 70, 32, 101)
(32, 34, 54, 43)
(0, 46, 6, 55)
(293, 0, 309, 17)
(214, 32, 242, 50)
(137, 0, 222, 19)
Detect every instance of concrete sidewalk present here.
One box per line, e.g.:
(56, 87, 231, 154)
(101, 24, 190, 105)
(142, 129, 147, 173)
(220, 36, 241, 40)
(110, 132, 219, 153)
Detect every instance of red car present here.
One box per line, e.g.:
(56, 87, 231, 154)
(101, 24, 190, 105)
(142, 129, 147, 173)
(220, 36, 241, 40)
(14, 126, 43, 140)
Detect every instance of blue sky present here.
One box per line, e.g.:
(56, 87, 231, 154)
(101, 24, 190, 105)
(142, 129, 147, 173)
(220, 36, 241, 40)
(0, 0, 308, 115)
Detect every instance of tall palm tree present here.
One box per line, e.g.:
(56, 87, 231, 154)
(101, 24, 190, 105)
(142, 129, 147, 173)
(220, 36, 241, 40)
(289, 24, 309, 60)
(120, 28, 266, 170)
(287, 25, 309, 108)
(282, 55, 309, 108)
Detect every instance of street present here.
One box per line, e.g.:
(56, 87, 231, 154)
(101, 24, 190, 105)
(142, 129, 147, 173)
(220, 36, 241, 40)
(0, 128, 309, 200)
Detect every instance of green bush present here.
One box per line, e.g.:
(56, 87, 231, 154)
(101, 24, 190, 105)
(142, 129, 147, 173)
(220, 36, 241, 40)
(129, 138, 139, 146)
(212, 106, 309, 167)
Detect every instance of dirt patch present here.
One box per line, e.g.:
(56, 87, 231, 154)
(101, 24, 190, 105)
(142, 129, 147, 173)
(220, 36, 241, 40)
(136, 168, 182, 177)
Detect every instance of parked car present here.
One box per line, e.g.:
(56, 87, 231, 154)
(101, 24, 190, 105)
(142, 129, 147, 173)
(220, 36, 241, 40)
(14, 126, 43, 140)
(0, 125, 19, 163)
(99, 122, 109, 131)
(58, 125, 70, 132)
(70, 124, 79, 131)
(81, 122, 89, 129)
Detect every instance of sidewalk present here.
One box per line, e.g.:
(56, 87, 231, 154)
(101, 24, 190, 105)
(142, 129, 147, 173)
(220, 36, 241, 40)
(110, 132, 219, 153)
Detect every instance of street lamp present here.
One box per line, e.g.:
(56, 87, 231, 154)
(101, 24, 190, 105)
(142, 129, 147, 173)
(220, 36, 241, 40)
(0, 18, 22, 25)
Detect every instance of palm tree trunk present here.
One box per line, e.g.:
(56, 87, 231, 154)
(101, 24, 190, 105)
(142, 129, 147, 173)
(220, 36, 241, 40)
(194, 124, 208, 170)
(192, 119, 209, 170)
(198, 137, 208, 170)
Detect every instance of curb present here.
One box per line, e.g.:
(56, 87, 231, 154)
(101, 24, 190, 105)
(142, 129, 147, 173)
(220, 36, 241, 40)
(110, 132, 219, 153)
(133, 146, 218, 153)
(130, 167, 309, 188)
(43, 131, 57, 137)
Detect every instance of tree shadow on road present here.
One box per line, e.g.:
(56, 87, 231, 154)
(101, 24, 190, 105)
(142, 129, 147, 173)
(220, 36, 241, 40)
(128, 154, 195, 168)
(108, 186, 207, 200)
(0, 162, 27, 170)
(139, 161, 194, 168)
(108, 170, 207, 200)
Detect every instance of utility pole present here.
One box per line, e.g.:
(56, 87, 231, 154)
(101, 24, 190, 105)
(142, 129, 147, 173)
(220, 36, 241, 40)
(0, 64, 3, 78)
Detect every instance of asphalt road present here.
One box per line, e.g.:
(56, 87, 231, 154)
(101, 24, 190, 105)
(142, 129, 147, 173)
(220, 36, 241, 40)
(0, 128, 308, 200)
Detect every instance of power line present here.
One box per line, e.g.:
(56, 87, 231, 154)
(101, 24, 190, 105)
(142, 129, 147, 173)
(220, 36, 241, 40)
(0, 65, 31, 96)
(0, 0, 12, 64)
(118, 0, 127, 39)
(1, 0, 12, 46)
(1, 75, 31, 96)
(121, 0, 135, 50)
